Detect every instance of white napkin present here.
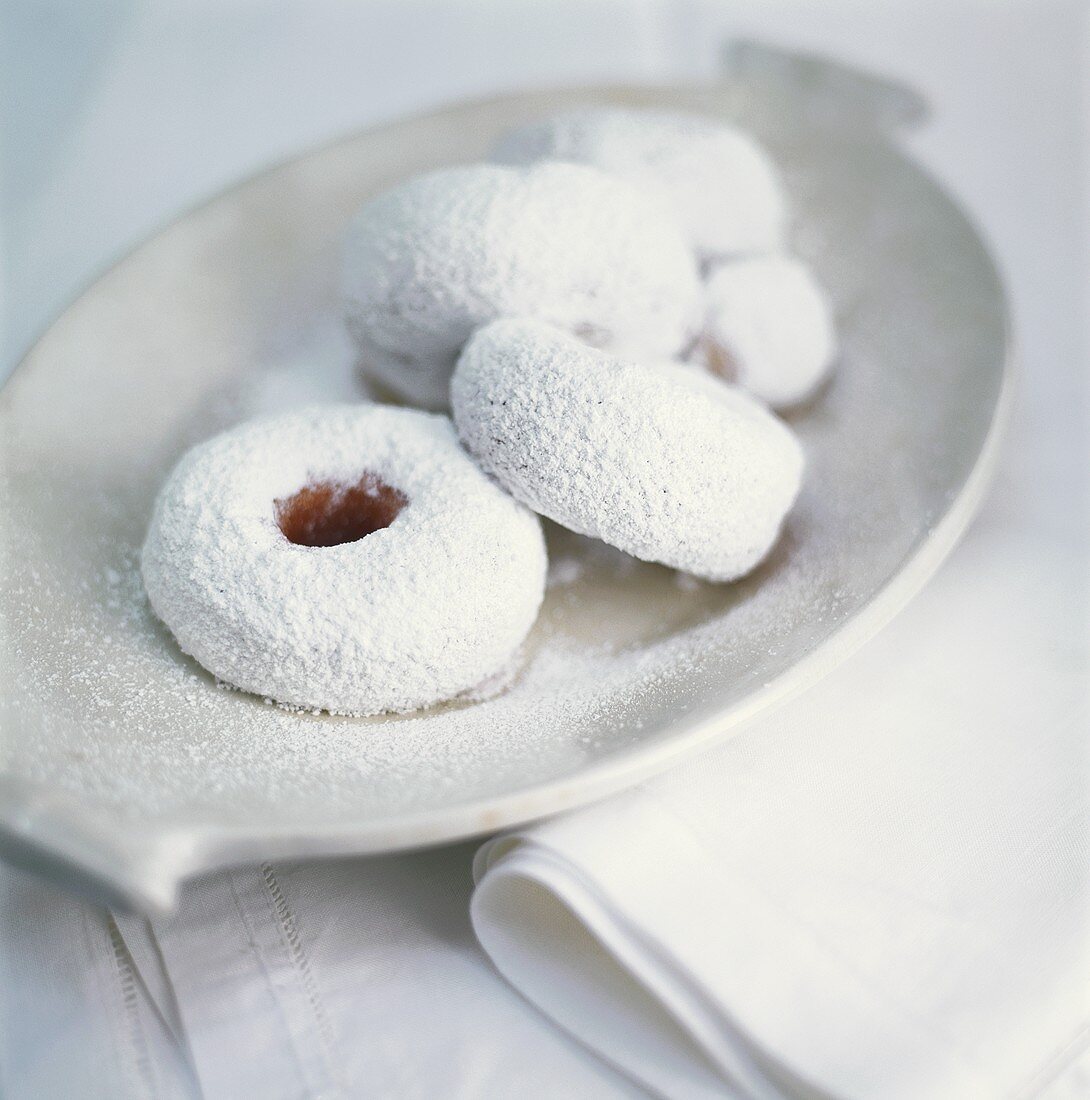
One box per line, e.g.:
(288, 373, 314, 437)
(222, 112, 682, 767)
(1, 849, 640, 1099)
(472, 503, 1089, 1098)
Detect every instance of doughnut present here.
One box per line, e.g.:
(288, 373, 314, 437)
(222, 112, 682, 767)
(141, 405, 546, 715)
(451, 319, 804, 582)
(695, 255, 837, 409)
(341, 161, 701, 409)
(492, 107, 786, 263)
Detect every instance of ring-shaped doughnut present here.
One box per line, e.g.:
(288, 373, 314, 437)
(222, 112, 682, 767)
(141, 405, 546, 714)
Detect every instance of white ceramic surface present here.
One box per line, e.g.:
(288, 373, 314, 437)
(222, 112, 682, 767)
(0, 64, 1011, 912)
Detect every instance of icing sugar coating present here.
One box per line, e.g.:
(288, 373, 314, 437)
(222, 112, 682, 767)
(341, 161, 701, 409)
(697, 255, 837, 409)
(452, 319, 804, 582)
(141, 405, 546, 715)
(492, 107, 786, 262)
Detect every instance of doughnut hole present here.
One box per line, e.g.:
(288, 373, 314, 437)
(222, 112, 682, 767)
(275, 474, 407, 547)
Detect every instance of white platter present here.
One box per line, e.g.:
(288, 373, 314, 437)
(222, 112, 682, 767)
(0, 55, 1011, 912)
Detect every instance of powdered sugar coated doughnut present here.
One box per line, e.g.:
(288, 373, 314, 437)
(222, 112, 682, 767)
(696, 255, 837, 409)
(141, 405, 546, 715)
(341, 162, 701, 409)
(452, 319, 803, 582)
(492, 107, 787, 262)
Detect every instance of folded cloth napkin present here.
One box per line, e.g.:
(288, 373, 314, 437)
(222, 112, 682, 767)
(471, 360, 1090, 1099)
(1, 847, 642, 1099)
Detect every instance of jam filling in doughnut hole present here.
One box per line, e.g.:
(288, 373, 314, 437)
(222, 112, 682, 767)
(275, 474, 407, 547)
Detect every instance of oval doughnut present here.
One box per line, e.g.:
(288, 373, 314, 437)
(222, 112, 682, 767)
(341, 161, 701, 409)
(141, 405, 546, 714)
(492, 107, 787, 263)
(696, 255, 837, 409)
(452, 319, 804, 582)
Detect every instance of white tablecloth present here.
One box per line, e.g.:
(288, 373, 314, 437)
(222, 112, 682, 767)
(2, 2, 1087, 1097)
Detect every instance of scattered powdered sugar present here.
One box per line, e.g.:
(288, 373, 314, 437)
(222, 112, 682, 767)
(3, 505, 838, 827)
(140, 405, 546, 715)
(340, 161, 701, 409)
(694, 255, 838, 409)
(492, 107, 787, 262)
(452, 318, 804, 581)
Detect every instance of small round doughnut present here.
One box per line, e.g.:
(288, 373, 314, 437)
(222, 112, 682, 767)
(341, 161, 701, 409)
(141, 405, 546, 715)
(492, 107, 787, 262)
(452, 319, 803, 582)
(696, 255, 837, 409)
